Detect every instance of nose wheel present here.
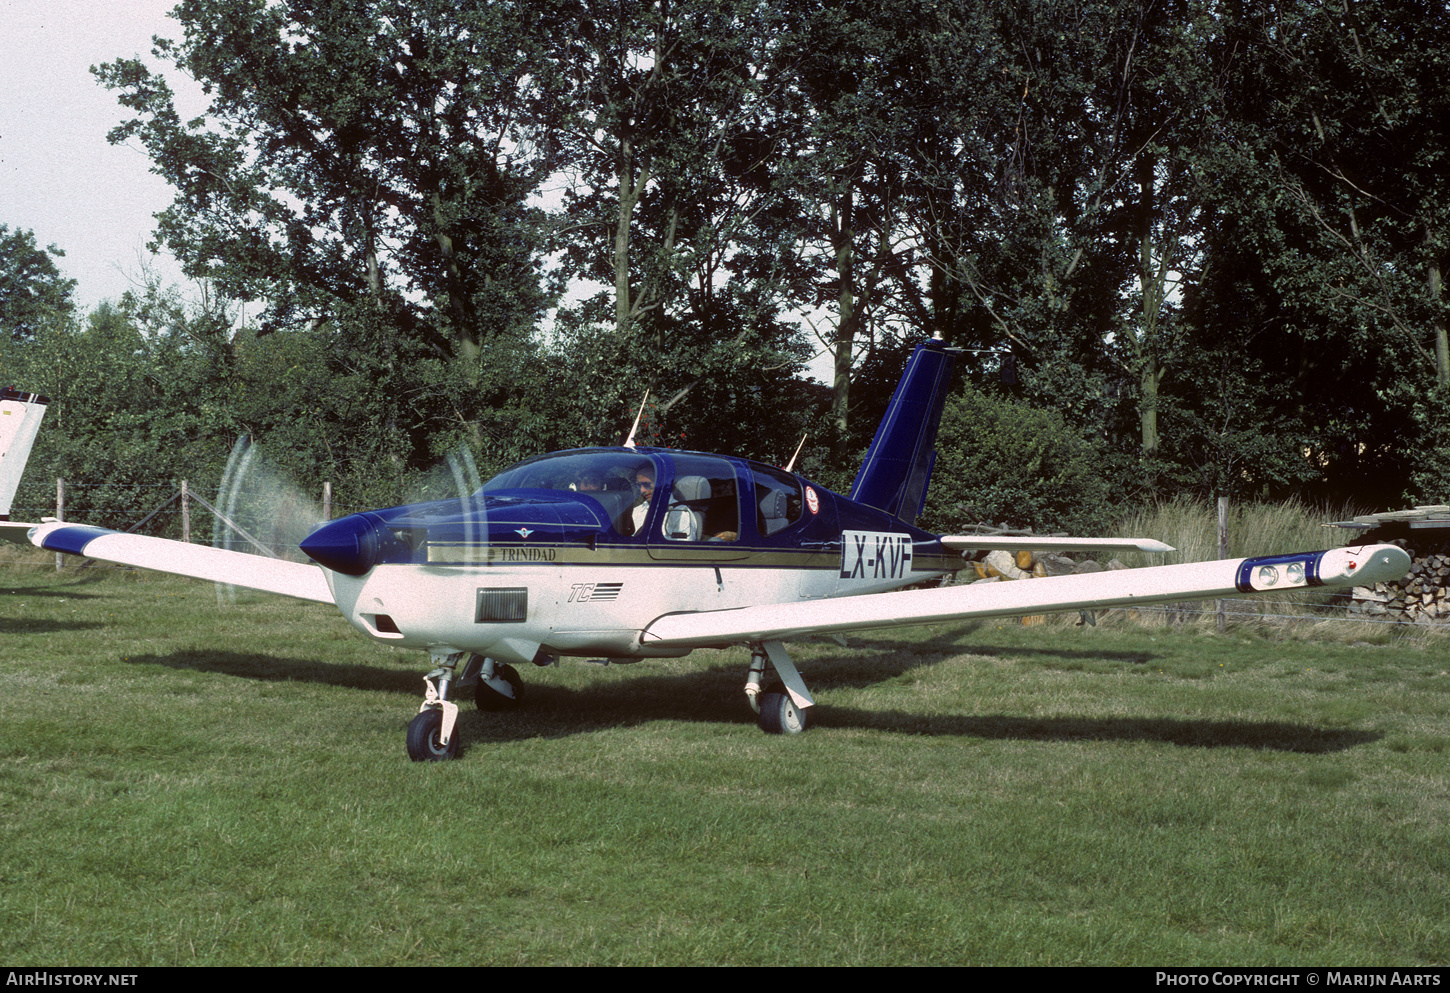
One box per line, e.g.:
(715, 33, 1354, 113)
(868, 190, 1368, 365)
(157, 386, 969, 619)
(406, 708, 458, 761)
(407, 651, 529, 761)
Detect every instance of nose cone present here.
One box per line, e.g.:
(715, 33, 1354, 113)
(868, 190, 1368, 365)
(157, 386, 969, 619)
(300, 513, 383, 576)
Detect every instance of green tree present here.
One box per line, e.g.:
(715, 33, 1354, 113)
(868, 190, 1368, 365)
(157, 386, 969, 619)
(542, 0, 813, 457)
(0, 225, 76, 344)
(1253, 0, 1450, 391)
(1184, 0, 1450, 504)
(906, 0, 1238, 465)
(4, 300, 230, 532)
(93, 0, 552, 371)
(922, 382, 1114, 536)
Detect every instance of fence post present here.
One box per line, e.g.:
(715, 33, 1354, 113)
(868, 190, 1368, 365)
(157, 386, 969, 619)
(323, 481, 332, 521)
(1217, 495, 1229, 633)
(55, 477, 64, 571)
(181, 479, 191, 543)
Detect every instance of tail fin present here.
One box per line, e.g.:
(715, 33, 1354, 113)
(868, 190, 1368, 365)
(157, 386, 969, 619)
(0, 388, 49, 520)
(848, 336, 955, 523)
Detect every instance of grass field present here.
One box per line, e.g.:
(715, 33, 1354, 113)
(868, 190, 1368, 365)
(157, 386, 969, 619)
(2, 559, 1449, 966)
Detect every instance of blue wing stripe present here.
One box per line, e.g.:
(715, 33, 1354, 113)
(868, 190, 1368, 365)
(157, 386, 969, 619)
(37, 525, 116, 557)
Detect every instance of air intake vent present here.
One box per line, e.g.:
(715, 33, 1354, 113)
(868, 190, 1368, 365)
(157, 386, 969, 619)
(476, 587, 528, 623)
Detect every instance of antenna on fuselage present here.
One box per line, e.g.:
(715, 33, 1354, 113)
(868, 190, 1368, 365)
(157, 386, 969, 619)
(623, 391, 650, 449)
(784, 433, 807, 473)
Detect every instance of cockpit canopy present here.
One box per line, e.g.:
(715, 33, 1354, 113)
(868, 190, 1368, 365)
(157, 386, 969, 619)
(482, 450, 648, 499)
(481, 449, 805, 542)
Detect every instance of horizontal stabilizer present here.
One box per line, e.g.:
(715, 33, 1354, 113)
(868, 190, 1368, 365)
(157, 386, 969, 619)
(29, 522, 335, 604)
(640, 544, 1409, 649)
(0, 520, 40, 545)
(941, 536, 1175, 554)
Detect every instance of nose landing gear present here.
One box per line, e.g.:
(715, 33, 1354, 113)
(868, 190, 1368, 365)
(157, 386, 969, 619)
(406, 650, 526, 761)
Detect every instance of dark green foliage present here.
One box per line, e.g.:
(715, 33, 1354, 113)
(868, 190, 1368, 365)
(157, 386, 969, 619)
(16, 0, 1444, 524)
(3, 292, 560, 529)
(1407, 393, 1450, 505)
(1210, 0, 1450, 503)
(92, 0, 551, 366)
(921, 384, 1114, 536)
(6, 301, 227, 530)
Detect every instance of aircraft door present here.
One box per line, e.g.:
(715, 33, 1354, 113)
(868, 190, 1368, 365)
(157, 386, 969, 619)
(646, 455, 750, 561)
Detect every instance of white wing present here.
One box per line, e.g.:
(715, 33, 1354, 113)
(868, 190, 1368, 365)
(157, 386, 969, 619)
(940, 535, 1175, 554)
(640, 543, 1409, 649)
(27, 522, 334, 604)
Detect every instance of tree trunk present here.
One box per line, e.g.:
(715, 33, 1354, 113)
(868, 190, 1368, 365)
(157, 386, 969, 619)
(1430, 251, 1448, 390)
(830, 190, 856, 457)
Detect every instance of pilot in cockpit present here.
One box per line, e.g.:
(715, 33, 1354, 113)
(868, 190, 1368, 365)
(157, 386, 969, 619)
(630, 464, 656, 534)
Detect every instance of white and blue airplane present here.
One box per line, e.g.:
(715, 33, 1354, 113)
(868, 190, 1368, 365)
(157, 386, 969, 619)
(0, 343, 1412, 760)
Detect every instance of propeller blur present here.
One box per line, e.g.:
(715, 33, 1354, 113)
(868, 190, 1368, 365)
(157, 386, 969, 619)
(1, 344, 1411, 760)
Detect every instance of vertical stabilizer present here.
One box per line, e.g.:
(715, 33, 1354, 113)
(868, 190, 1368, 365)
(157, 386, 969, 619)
(848, 337, 955, 522)
(0, 388, 48, 520)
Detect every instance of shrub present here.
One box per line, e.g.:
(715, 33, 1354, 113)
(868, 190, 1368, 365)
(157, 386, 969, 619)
(921, 385, 1115, 536)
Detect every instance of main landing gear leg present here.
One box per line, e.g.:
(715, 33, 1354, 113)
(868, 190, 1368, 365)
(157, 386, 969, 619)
(407, 649, 465, 762)
(746, 640, 816, 735)
(469, 654, 524, 711)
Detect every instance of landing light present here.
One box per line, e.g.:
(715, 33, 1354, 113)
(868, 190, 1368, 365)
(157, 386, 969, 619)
(1237, 552, 1320, 593)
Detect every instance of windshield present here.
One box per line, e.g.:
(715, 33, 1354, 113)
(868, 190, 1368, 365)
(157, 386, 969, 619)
(480, 451, 653, 496)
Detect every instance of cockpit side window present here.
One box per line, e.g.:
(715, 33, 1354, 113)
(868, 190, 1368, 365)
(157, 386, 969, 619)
(662, 455, 739, 542)
(751, 465, 803, 537)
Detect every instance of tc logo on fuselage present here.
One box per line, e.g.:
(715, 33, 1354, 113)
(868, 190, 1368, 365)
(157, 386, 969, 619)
(569, 582, 623, 602)
(839, 531, 914, 581)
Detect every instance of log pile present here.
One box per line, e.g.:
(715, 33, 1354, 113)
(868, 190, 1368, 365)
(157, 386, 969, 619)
(1333, 507, 1450, 624)
(1346, 537, 1450, 624)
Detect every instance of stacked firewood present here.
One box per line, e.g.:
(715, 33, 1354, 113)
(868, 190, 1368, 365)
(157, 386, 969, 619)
(1347, 537, 1450, 623)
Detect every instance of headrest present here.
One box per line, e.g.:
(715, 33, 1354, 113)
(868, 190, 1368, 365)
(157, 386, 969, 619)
(672, 475, 711, 502)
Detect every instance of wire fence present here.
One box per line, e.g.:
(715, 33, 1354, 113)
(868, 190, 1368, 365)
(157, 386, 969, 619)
(7, 477, 369, 567)
(9, 478, 372, 541)
(1107, 599, 1438, 629)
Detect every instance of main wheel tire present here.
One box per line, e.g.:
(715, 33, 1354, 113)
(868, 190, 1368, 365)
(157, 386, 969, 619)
(475, 662, 523, 711)
(406, 708, 459, 761)
(758, 682, 810, 735)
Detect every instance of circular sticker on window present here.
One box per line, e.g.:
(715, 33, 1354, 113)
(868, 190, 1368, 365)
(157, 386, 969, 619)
(805, 486, 819, 515)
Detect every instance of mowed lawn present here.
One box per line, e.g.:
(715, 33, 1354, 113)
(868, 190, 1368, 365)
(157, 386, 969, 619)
(2, 560, 1448, 966)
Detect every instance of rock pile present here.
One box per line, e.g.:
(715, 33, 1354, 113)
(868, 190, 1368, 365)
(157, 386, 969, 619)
(967, 548, 1129, 582)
